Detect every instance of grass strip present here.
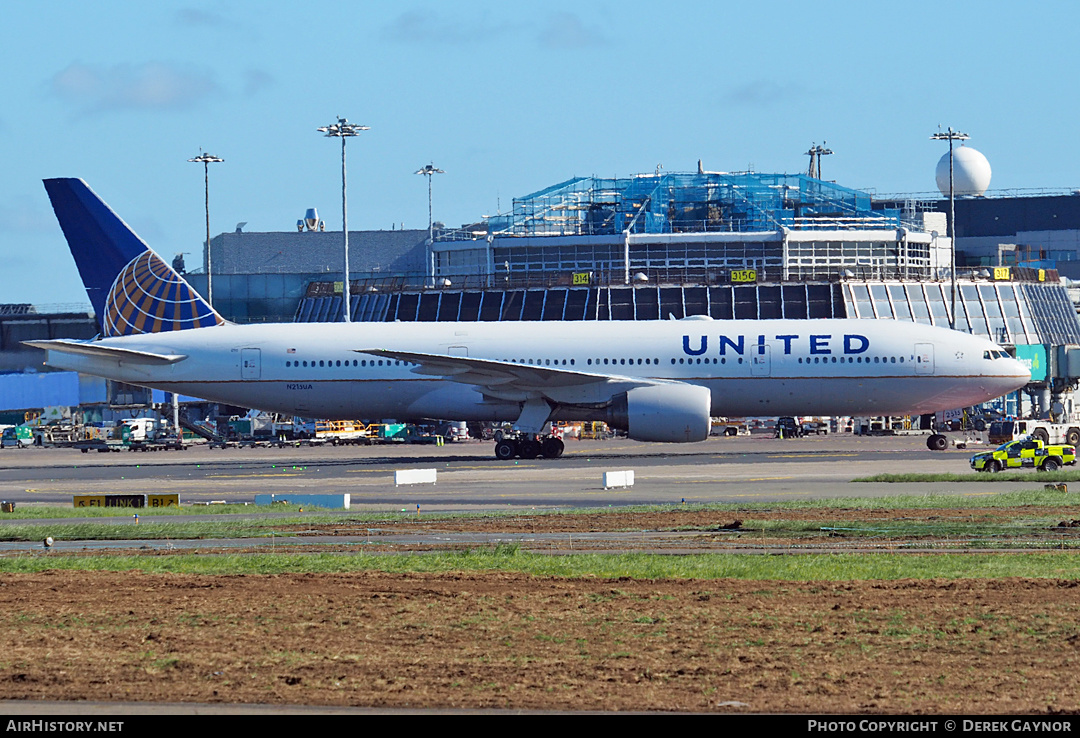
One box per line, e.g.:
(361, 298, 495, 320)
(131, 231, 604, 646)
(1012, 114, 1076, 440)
(4, 490, 1078, 521)
(1, 491, 1078, 542)
(3, 549, 1080, 579)
(0, 519, 303, 541)
(854, 471, 1080, 483)
(0, 504, 343, 519)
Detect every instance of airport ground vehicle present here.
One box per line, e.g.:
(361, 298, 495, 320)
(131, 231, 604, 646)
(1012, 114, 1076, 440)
(430, 420, 469, 442)
(987, 420, 1080, 447)
(72, 418, 184, 452)
(712, 420, 750, 436)
(0, 426, 33, 449)
(775, 417, 805, 438)
(970, 437, 1077, 472)
(33, 421, 79, 446)
(314, 420, 372, 445)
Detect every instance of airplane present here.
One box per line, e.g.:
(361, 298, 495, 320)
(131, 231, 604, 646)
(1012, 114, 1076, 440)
(27, 178, 1031, 459)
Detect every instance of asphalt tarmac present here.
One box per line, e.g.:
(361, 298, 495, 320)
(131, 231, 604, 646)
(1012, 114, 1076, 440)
(0, 432, 1044, 511)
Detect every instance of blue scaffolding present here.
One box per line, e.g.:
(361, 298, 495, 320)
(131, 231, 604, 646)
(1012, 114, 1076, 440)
(486, 171, 898, 237)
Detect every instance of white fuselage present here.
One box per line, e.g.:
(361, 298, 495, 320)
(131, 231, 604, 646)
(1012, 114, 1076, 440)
(35, 318, 1030, 424)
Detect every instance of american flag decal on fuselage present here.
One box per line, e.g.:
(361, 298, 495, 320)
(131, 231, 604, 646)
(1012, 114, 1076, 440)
(103, 251, 224, 337)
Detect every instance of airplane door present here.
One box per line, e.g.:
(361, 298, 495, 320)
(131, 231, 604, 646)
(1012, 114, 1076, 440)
(915, 343, 934, 375)
(241, 348, 261, 380)
(751, 344, 771, 376)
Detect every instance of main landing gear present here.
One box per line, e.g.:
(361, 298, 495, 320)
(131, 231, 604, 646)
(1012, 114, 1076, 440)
(493, 433, 565, 460)
(926, 433, 949, 451)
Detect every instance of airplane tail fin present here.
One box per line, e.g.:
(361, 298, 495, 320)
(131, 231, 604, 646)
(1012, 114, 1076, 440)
(43, 178, 225, 337)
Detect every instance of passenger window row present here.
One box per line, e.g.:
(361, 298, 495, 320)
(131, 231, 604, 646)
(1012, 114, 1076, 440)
(674, 357, 742, 365)
(284, 359, 413, 368)
(506, 358, 575, 366)
(797, 356, 908, 364)
(283, 353, 921, 370)
(588, 358, 659, 366)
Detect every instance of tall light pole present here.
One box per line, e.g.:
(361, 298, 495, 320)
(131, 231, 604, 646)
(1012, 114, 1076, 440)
(931, 126, 969, 330)
(187, 152, 224, 307)
(414, 162, 444, 252)
(318, 117, 369, 322)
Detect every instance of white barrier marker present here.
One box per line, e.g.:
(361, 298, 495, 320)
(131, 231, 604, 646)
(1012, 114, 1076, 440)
(395, 468, 437, 487)
(602, 470, 635, 490)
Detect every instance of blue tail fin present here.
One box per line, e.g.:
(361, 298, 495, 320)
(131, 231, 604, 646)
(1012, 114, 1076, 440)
(43, 178, 224, 337)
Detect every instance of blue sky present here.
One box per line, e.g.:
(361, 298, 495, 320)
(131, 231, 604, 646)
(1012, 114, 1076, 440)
(2, 1, 1077, 306)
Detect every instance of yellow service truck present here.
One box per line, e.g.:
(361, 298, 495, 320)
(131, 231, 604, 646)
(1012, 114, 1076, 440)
(970, 437, 1077, 473)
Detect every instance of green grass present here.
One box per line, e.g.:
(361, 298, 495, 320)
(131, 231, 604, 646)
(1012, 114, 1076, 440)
(854, 471, 1080, 483)
(0, 503, 336, 519)
(734, 516, 1061, 541)
(1, 491, 1076, 543)
(676, 489, 1076, 510)
(3, 549, 1080, 580)
(0, 519, 295, 541)
(8, 490, 1075, 522)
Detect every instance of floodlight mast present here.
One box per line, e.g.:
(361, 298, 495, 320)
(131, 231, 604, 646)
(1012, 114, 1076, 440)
(187, 152, 224, 307)
(317, 117, 369, 322)
(414, 160, 444, 248)
(931, 126, 970, 331)
(805, 142, 833, 180)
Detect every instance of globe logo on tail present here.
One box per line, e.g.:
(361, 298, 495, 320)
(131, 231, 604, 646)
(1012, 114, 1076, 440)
(103, 251, 223, 337)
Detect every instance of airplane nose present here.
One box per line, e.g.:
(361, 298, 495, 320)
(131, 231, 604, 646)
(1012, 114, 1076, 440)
(997, 357, 1031, 393)
(1010, 357, 1031, 383)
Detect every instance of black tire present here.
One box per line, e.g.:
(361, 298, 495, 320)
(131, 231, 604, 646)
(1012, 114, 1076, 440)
(518, 439, 541, 460)
(1041, 458, 1062, 473)
(988, 460, 1002, 473)
(494, 440, 517, 460)
(1033, 428, 1050, 444)
(541, 437, 565, 459)
(1066, 428, 1080, 447)
(973, 418, 987, 431)
(927, 434, 948, 451)
(493, 429, 505, 443)
(724, 426, 737, 437)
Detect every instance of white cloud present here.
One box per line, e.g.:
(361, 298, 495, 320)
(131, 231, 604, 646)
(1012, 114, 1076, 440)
(384, 8, 515, 44)
(51, 62, 220, 114)
(537, 12, 606, 49)
(175, 8, 236, 30)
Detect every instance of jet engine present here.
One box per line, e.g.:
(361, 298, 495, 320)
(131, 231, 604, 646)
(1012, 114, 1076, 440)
(606, 384, 711, 443)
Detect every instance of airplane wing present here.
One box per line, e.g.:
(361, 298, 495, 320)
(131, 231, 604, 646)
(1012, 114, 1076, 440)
(23, 339, 187, 365)
(357, 348, 658, 401)
(360, 348, 711, 440)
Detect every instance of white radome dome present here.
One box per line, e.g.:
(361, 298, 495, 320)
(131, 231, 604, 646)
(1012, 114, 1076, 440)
(936, 145, 991, 197)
